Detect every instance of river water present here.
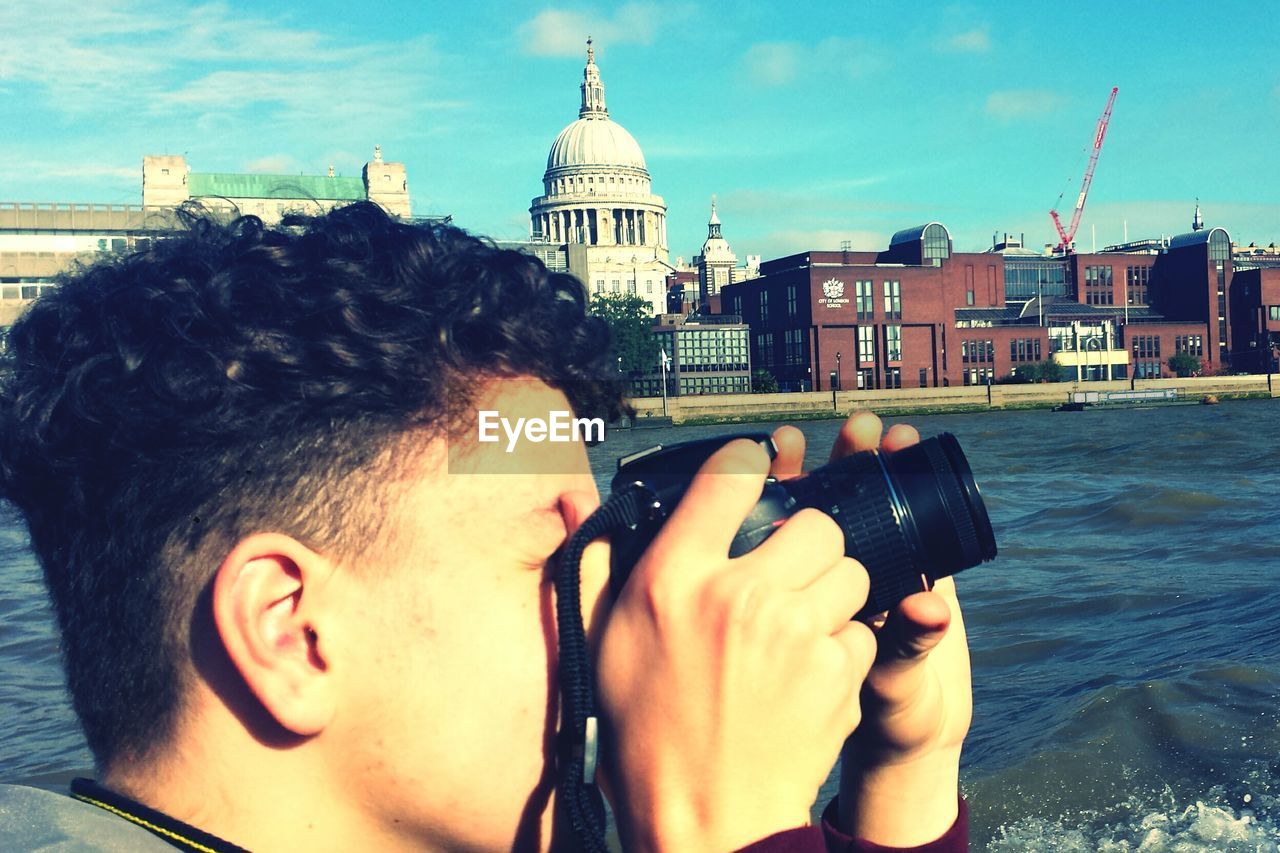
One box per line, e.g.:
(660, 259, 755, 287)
(3, 400, 1279, 850)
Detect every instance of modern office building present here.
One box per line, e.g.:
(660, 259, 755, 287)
(0, 203, 177, 301)
(631, 313, 751, 397)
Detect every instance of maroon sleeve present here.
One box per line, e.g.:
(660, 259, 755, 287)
(734, 797, 967, 853)
(736, 826, 827, 853)
(819, 796, 968, 853)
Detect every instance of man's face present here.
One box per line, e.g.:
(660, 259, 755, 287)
(323, 379, 607, 850)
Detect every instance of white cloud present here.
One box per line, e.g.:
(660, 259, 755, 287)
(517, 3, 667, 57)
(0, 2, 456, 128)
(1084, 199, 1280, 247)
(752, 228, 889, 258)
(242, 155, 301, 174)
(0, 161, 138, 182)
(938, 26, 991, 53)
(814, 37, 889, 78)
(984, 89, 1064, 119)
(744, 43, 800, 87)
(742, 37, 888, 88)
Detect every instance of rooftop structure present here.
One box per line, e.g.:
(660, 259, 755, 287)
(142, 147, 410, 222)
(1, 149, 414, 315)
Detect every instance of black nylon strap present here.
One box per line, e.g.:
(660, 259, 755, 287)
(69, 778, 249, 852)
(554, 484, 650, 852)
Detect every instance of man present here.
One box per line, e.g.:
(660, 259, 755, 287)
(0, 203, 968, 851)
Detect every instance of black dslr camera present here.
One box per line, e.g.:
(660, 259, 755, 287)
(608, 432, 997, 618)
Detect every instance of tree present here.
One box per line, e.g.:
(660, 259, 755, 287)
(1169, 351, 1201, 378)
(751, 369, 779, 394)
(589, 292, 660, 375)
(1001, 360, 1065, 384)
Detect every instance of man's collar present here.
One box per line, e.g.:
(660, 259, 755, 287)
(69, 778, 249, 853)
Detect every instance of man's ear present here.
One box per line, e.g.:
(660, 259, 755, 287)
(211, 533, 337, 737)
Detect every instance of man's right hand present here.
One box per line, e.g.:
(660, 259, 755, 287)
(595, 439, 876, 852)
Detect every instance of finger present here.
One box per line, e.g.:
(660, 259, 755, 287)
(828, 411, 883, 462)
(882, 423, 920, 453)
(748, 507, 845, 587)
(833, 619, 878, 695)
(871, 590, 951, 675)
(797, 558, 870, 634)
(655, 438, 770, 561)
(770, 425, 806, 481)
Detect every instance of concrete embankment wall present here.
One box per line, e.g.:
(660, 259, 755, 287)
(630, 375, 1279, 425)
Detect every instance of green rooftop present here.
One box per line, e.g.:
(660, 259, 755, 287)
(187, 172, 366, 201)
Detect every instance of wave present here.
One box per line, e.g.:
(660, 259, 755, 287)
(985, 795, 1276, 852)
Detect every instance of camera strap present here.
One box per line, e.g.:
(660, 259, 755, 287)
(554, 482, 651, 853)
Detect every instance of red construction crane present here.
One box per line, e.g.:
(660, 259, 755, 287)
(1050, 86, 1119, 253)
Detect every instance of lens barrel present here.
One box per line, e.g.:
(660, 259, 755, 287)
(609, 430, 997, 618)
(781, 432, 996, 616)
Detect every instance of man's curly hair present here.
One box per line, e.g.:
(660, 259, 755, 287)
(0, 201, 623, 769)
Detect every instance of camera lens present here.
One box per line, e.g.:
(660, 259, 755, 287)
(779, 433, 996, 616)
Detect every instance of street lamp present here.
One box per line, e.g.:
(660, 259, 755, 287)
(835, 351, 842, 391)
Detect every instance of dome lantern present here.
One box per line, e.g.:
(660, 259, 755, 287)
(580, 37, 608, 118)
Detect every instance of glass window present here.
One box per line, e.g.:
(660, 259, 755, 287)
(962, 339, 993, 363)
(1208, 229, 1230, 262)
(922, 223, 950, 261)
(856, 280, 873, 320)
(858, 326, 875, 363)
(885, 325, 902, 362)
(883, 281, 901, 320)
(1125, 266, 1150, 305)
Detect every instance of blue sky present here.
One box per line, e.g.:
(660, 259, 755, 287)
(3, 1, 1278, 261)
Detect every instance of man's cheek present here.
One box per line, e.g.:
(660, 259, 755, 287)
(515, 506, 572, 568)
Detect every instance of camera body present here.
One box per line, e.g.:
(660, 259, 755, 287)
(608, 432, 996, 619)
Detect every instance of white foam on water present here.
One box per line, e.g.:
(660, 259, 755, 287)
(986, 798, 1279, 852)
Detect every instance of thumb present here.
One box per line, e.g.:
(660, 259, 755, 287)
(865, 591, 950, 703)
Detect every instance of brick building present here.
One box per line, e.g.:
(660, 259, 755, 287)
(1227, 265, 1280, 372)
(720, 220, 1228, 391)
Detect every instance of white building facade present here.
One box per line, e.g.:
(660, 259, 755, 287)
(691, 199, 761, 307)
(529, 41, 671, 315)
